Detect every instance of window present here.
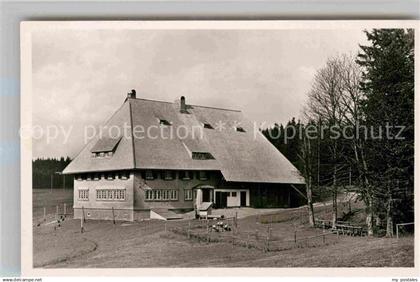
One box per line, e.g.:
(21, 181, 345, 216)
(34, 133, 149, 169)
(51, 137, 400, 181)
(185, 190, 193, 201)
(86, 174, 92, 181)
(192, 152, 215, 160)
(144, 189, 179, 201)
(203, 123, 214, 129)
(145, 170, 155, 180)
(232, 192, 237, 197)
(106, 172, 114, 180)
(92, 151, 113, 158)
(170, 190, 178, 200)
(76, 174, 83, 181)
(119, 171, 129, 180)
(163, 170, 174, 180)
(159, 119, 172, 126)
(93, 173, 100, 181)
(236, 127, 246, 133)
(96, 189, 126, 201)
(145, 190, 153, 200)
(180, 171, 191, 180)
(199, 171, 210, 180)
(78, 189, 89, 200)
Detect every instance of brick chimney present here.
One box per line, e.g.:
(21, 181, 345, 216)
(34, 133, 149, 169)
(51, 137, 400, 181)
(180, 96, 187, 113)
(127, 89, 136, 99)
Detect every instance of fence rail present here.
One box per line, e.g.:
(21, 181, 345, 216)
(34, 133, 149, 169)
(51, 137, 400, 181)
(169, 218, 339, 253)
(396, 222, 414, 239)
(33, 203, 74, 225)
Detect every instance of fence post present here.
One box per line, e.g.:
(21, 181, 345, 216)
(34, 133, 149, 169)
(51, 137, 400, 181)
(56, 205, 59, 220)
(63, 203, 67, 216)
(246, 234, 250, 248)
(164, 222, 167, 233)
(207, 222, 210, 243)
(294, 230, 297, 247)
(322, 234, 325, 244)
(112, 207, 116, 225)
(396, 224, 399, 239)
(188, 221, 191, 239)
(82, 206, 86, 223)
(80, 211, 85, 233)
(43, 207, 46, 222)
(266, 225, 271, 252)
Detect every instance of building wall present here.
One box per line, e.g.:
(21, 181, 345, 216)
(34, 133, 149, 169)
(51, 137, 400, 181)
(213, 188, 250, 207)
(133, 170, 220, 211)
(249, 184, 306, 208)
(73, 172, 134, 221)
(72, 169, 304, 221)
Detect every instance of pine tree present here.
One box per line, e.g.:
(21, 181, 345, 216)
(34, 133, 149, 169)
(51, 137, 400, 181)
(357, 29, 414, 236)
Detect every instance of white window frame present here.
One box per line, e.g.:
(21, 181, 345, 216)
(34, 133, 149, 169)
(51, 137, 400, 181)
(78, 188, 89, 201)
(144, 189, 179, 201)
(184, 189, 193, 201)
(96, 188, 126, 201)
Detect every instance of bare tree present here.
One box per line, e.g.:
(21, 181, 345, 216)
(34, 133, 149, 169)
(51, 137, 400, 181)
(305, 54, 375, 235)
(298, 126, 315, 227)
(305, 56, 346, 227)
(336, 54, 374, 236)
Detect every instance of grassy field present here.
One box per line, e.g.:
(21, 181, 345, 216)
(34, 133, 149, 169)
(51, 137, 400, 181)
(32, 189, 414, 268)
(33, 189, 73, 220)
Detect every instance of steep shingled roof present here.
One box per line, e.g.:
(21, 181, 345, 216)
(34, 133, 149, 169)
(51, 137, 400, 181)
(63, 97, 304, 184)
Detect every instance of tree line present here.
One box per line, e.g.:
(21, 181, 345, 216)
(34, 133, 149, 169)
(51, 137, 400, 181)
(262, 29, 414, 236)
(33, 157, 73, 189)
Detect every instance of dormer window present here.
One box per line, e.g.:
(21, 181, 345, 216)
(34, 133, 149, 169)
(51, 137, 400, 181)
(90, 136, 122, 158)
(159, 119, 172, 126)
(192, 152, 215, 160)
(203, 123, 214, 129)
(236, 127, 246, 133)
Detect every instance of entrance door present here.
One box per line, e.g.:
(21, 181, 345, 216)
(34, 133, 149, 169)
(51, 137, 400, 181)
(215, 191, 228, 208)
(202, 189, 211, 202)
(240, 191, 247, 206)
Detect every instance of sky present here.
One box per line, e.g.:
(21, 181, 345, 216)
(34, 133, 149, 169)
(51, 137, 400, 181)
(32, 28, 368, 159)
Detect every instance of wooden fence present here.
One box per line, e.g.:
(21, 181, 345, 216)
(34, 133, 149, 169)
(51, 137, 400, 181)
(169, 218, 339, 253)
(314, 219, 368, 236)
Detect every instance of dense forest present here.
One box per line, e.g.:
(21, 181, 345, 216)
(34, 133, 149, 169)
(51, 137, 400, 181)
(32, 157, 73, 189)
(262, 29, 414, 236)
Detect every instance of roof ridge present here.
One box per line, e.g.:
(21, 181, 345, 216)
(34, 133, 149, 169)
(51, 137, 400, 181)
(129, 97, 241, 112)
(190, 104, 241, 113)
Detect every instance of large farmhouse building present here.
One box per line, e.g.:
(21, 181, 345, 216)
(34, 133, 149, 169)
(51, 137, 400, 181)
(63, 90, 305, 221)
